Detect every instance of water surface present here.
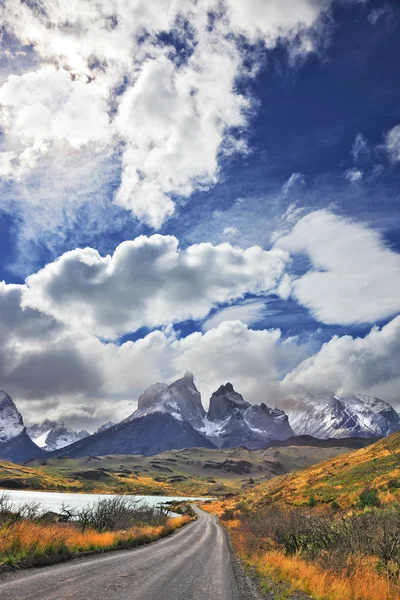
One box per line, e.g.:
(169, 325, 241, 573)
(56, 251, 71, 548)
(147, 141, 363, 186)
(0, 489, 208, 513)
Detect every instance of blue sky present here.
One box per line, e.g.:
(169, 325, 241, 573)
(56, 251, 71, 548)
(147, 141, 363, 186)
(0, 0, 400, 428)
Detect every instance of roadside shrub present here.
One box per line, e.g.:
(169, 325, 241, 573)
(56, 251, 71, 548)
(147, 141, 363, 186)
(62, 496, 169, 532)
(220, 508, 235, 521)
(359, 486, 380, 508)
(247, 504, 400, 572)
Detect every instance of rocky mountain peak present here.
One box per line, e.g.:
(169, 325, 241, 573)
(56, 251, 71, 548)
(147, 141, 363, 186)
(0, 390, 25, 443)
(208, 383, 249, 421)
(183, 370, 195, 382)
(137, 383, 168, 411)
(95, 421, 115, 434)
(132, 373, 205, 430)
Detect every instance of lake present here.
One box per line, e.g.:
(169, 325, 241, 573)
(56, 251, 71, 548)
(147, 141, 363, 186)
(0, 489, 208, 514)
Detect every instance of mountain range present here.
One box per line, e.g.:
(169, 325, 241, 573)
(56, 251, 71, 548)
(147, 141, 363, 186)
(27, 420, 90, 451)
(1, 374, 399, 463)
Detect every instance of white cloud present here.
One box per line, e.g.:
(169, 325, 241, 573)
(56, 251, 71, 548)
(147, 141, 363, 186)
(385, 125, 400, 163)
(0, 0, 334, 232)
(275, 210, 400, 325)
(0, 66, 110, 153)
(350, 132, 369, 163)
(202, 299, 267, 331)
(223, 227, 239, 237)
(22, 235, 289, 339)
(4, 273, 400, 429)
(282, 315, 400, 406)
(344, 167, 363, 184)
(0, 281, 309, 427)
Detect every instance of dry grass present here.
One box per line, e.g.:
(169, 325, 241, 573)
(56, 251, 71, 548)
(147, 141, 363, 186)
(250, 550, 399, 600)
(216, 516, 400, 600)
(0, 516, 190, 567)
(232, 431, 400, 511)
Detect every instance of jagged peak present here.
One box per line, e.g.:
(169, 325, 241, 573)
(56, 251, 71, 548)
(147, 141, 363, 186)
(0, 390, 25, 442)
(0, 390, 13, 404)
(214, 382, 235, 396)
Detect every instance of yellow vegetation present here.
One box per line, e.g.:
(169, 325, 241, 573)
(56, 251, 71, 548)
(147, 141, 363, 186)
(237, 432, 400, 510)
(0, 516, 190, 566)
(202, 433, 400, 600)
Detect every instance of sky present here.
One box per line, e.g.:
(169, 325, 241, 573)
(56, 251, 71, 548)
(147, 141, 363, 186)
(0, 0, 400, 431)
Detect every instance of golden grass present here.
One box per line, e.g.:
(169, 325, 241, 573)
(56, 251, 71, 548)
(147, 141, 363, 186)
(215, 515, 400, 600)
(0, 516, 190, 567)
(0, 459, 239, 497)
(234, 432, 400, 511)
(250, 550, 399, 600)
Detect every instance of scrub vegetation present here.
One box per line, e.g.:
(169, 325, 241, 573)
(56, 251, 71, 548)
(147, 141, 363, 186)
(203, 432, 400, 600)
(0, 493, 192, 568)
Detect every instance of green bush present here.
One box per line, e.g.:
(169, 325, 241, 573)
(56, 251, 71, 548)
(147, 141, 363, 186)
(220, 508, 235, 521)
(359, 487, 380, 508)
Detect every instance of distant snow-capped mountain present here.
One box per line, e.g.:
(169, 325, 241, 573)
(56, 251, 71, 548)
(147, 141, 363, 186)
(3, 380, 399, 463)
(277, 392, 400, 439)
(0, 391, 46, 463)
(27, 420, 89, 451)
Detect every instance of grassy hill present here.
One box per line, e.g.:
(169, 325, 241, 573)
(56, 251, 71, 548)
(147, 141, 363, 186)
(0, 441, 368, 497)
(235, 431, 400, 511)
(202, 433, 400, 600)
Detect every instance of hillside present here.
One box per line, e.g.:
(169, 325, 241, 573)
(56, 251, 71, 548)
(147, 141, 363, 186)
(0, 441, 367, 497)
(229, 430, 400, 512)
(201, 433, 400, 600)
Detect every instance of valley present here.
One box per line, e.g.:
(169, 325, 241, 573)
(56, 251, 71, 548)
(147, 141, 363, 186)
(0, 440, 371, 496)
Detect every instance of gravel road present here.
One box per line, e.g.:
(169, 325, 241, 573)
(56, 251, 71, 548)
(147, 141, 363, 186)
(0, 506, 260, 600)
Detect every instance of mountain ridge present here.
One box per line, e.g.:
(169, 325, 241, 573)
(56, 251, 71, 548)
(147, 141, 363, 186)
(1, 381, 399, 463)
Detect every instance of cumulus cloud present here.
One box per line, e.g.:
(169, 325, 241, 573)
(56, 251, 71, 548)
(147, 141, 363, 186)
(22, 235, 289, 338)
(0, 0, 334, 233)
(0, 283, 103, 402)
(385, 125, 400, 163)
(0, 280, 309, 428)
(3, 268, 400, 428)
(282, 316, 400, 406)
(275, 210, 400, 325)
(0, 66, 110, 154)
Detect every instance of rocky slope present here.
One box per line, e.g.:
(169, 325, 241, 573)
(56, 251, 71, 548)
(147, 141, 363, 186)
(277, 392, 400, 439)
(27, 420, 89, 451)
(0, 391, 46, 463)
(52, 411, 215, 458)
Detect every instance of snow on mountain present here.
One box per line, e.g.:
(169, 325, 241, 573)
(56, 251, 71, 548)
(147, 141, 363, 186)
(201, 383, 294, 448)
(0, 391, 46, 463)
(95, 421, 115, 434)
(0, 391, 25, 442)
(137, 383, 168, 411)
(27, 420, 89, 451)
(131, 371, 206, 430)
(132, 379, 293, 449)
(277, 392, 400, 439)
